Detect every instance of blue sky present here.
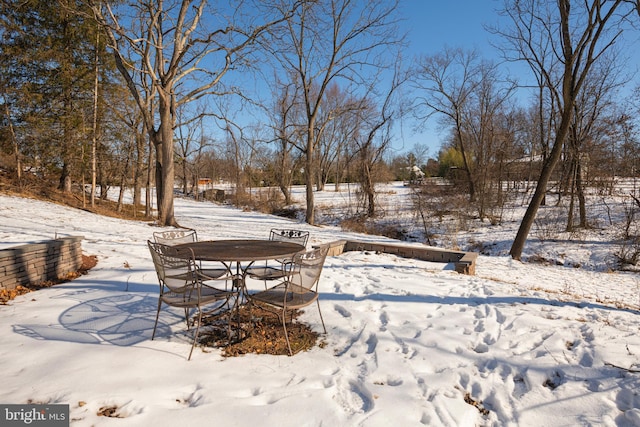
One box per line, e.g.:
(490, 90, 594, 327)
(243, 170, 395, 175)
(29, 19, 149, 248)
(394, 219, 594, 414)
(397, 1, 640, 158)
(402, 1, 500, 57)
(217, 1, 637, 161)
(397, 1, 507, 157)
(220, 1, 511, 160)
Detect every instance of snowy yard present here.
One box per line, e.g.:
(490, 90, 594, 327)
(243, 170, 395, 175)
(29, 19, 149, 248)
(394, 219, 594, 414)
(1, 183, 640, 426)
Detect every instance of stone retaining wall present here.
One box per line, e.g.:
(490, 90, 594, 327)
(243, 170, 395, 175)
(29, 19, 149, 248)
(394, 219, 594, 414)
(0, 236, 84, 290)
(323, 240, 477, 275)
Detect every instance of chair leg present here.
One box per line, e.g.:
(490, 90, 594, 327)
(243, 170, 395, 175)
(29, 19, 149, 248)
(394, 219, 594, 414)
(235, 294, 242, 339)
(247, 300, 255, 336)
(281, 310, 293, 356)
(226, 307, 232, 345)
(316, 300, 327, 334)
(227, 295, 238, 344)
(188, 308, 203, 361)
(184, 307, 191, 329)
(152, 299, 162, 340)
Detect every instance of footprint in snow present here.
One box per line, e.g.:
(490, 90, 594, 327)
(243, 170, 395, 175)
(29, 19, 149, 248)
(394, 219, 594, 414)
(367, 275, 381, 283)
(333, 378, 375, 415)
(511, 372, 530, 398)
(334, 304, 352, 318)
(379, 311, 389, 331)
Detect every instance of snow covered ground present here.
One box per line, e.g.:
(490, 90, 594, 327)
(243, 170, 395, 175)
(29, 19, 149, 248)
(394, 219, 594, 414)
(1, 182, 640, 426)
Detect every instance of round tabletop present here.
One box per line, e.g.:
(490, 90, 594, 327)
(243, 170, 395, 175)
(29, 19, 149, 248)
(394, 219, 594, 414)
(174, 239, 305, 262)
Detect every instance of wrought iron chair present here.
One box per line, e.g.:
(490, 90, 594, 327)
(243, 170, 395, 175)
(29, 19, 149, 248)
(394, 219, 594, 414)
(147, 240, 238, 360)
(153, 229, 199, 245)
(153, 229, 231, 281)
(247, 245, 329, 356)
(247, 229, 309, 285)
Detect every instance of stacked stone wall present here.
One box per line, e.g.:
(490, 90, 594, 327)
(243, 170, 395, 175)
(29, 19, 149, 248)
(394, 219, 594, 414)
(0, 237, 83, 290)
(323, 240, 477, 275)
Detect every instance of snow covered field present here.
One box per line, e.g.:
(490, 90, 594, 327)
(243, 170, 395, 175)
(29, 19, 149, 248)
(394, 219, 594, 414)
(1, 182, 640, 426)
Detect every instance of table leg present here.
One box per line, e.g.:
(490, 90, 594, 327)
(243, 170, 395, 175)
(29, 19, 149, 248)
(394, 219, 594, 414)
(230, 260, 255, 341)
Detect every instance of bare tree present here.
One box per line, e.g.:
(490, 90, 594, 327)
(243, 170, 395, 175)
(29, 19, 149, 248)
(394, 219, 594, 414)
(175, 105, 214, 196)
(268, 0, 401, 225)
(88, 0, 300, 226)
(412, 48, 483, 201)
(461, 59, 517, 219)
(413, 48, 516, 219)
(353, 59, 408, 217)
(266, 78, 301, 205)
(314, 84, 361, 191)
(565, 51, 628, 230)
(496, 0, 637, 260)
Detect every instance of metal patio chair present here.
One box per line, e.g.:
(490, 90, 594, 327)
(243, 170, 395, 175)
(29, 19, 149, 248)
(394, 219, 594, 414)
(153, 229, 199, 245)
(147, 240, 238, 360)
(247, 229, 309, 285)
(153, 229, 231, 281)
(247, 245, 329, 356)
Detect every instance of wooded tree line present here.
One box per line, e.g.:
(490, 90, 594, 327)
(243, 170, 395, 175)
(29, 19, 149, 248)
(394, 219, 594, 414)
(1, 0, 639, 259)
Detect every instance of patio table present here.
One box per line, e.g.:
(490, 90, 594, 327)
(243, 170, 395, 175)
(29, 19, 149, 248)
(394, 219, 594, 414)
(172, 239, 306, 340)
(173, 239, 305, 288)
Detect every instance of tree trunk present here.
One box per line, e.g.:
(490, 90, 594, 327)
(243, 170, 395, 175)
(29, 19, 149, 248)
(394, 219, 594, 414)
(60, 164, 72, 193)
(5, 105, 21, 181)
(145, 146, 152, 218)
(117, 136, 134, 213)
(133, 130, 145, 214)
(567, 156, 576, 231)
(576, 159, 587, 228)
(510, 109, 572, 260)
(366, 166, 375, 218)
(305, 126, 315, 225)
(279, 182, 292, 206)
(182, 158, 188, 195)
(154, 87, 176, 226)
(275, 142, 292, 205)
(90, 30, 99, 209)
(117, 176, 126, 212)
(455, 126, 476, 202)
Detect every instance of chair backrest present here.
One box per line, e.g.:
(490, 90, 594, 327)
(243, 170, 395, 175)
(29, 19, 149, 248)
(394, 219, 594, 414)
(153, 229, 198, 246)
(147, 240, 198, 293)
(269, 228, 309, 247)
(288, 245, 329, 292)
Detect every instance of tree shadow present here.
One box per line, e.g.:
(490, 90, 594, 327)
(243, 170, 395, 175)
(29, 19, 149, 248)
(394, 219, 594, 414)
(320, 291, 640, 315)
(13, 292, 177, 347)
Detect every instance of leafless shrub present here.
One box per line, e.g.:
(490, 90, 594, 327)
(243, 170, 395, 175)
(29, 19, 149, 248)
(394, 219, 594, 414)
(339, 215, 369, 234)
(613, 195, 640, 269)
(239, 187, 288, 214)
(621, 195, 639, 240)
(339, 215, 411, 241)
(533, 206, 566, 242)
(614, 239, 640, 268)
(613, 194, 640, 269)
(409, 180, 474, 246)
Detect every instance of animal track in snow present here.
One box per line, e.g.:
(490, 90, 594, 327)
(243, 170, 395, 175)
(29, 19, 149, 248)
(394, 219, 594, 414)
(379, 311, 389, 331)
(175, 385, 207, 407)
(366, 333, 378, 354)
(511, 373, 530, 398)
(390, 330, 415, 357)
(334, 304, 352, 318)
(543, 370, 565, 390)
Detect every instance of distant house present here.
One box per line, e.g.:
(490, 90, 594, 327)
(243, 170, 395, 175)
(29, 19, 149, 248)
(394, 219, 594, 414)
(404, 165, 425, 186)
(408, 165, 425, 179)
(506, 154, 545, 182)
(197, 178, 212, 187)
